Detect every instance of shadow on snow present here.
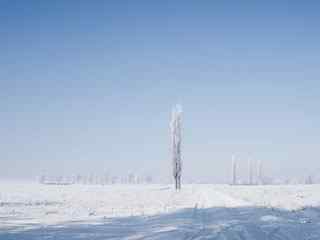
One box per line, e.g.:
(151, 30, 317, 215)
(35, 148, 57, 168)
(1, 206, 320, 240)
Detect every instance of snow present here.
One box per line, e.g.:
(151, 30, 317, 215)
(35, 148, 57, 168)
(1, 182, 320, 239)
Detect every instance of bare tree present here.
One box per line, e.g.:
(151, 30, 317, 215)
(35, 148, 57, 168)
(170, 105, 182, 190)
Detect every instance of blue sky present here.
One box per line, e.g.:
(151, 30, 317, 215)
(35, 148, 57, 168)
(1, 1, 320, 182)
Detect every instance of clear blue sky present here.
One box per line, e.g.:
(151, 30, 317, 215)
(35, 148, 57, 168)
(1, 1, 320, 182)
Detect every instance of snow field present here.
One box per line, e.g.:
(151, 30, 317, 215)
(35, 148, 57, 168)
(2, 182, 320, 239)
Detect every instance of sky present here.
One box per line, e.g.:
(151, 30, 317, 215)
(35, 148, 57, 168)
(1, 1, 320, 182)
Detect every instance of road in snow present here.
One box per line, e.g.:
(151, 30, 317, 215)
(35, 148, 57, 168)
(1, 182, 320, 239)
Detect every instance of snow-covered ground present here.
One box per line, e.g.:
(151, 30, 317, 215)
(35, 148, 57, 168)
(1, 182, 320, 239)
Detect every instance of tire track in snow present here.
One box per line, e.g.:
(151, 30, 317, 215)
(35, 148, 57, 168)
(191, 185, 265, 240)
(196, 185, 251, 208)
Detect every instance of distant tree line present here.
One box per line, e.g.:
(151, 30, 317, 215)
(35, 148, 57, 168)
(231, 155, 317, 185)
(38, 173, 153, 185)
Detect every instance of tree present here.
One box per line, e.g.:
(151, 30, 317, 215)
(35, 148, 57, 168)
(256, 160, 262, 185)
(128, 173, 135, 184)
(231, 155, 237, 185)
(248, 158, 253, 185)
(306, 175, 313, 185)
(170, 105, 183, 190)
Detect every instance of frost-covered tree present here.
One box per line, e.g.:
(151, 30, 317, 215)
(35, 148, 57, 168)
(128, 173, 135, 184)
(103, 173, 109, 185)
(170, 105, 182, 190)
(306, 175, 313, 185)
(231, 155, 237, 185)
(248, 158, 253, 185)
(256, 160, 262, 185)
